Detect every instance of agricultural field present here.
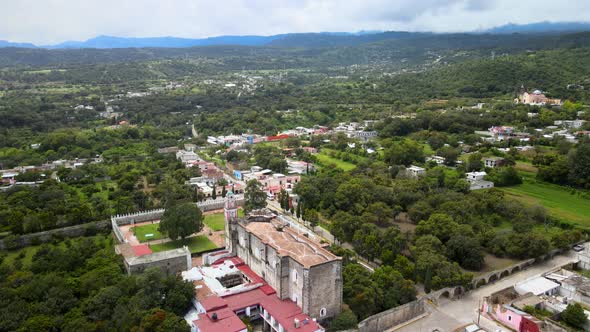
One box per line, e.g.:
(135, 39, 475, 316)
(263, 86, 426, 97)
(315, 150, 357, 171)
(149, 235, 218, 254)
(500, 172, 590, 227)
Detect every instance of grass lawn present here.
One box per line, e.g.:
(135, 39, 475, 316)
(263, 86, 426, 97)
(204, 213, 225, 231)
(204, 209, 245, 231)
(500, 172, 590, 227)
(149, 235, 218, 254)
(316, 151, 356, 171)
(132, 223, 165, 242)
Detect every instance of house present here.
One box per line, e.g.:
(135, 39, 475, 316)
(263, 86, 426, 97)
(554, 120, 587, 129)
(354, 130, 378, 142)
(545, 269, 590, 306)
(426, 156, 446, 165)
(514, 277, 560, 296)
(406, 165, 425, 178)
(176, 150, 200, 165)
(482, 288, 542, 332)
(286, 159, 315, 175)
(484, 157, 505, 168)
(466, 172, 494, 190)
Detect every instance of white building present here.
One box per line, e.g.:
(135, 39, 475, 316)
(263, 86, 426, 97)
(466, 171, 494, 190)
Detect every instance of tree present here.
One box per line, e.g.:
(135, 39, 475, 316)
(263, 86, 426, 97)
(437, 146, 460, 166)
(446, 235, 485, 270)
(211, 183, 217, 200)
(296, 202, 301, 219)
(486, 167, 522, 186)
(244, 179, 267, 213)
(383, 139, 425, 166)
(221, 185, 227, 198)
(138, 309, 189, 332)
(561, 303, 587, 329)
(569, 143, 590, 188)
(159, 203, 203, 241)
(303, 209, 319, 228)
(328, 306, 358, 332)
(466, 152, 483, 172)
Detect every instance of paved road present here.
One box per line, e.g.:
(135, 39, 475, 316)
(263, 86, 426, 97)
(398, 250, 578, 332)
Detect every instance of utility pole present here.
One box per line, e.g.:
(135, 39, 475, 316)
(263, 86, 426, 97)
(477, 298, 481, 325)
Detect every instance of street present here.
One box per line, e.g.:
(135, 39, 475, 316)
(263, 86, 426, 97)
(397, 250, 578, 332)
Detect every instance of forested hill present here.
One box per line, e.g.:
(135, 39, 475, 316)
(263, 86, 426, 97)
(378, 47, 590, 101)
(2, 31, 590, 68)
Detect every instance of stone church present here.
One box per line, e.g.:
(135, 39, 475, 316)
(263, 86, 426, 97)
(224, 193, 343, 320)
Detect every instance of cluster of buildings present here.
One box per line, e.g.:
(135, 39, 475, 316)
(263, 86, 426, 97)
(483, 267, 590, 332)
(183, 197, 341, 332)
(485, 126, 531, 143)
(174, 147, 245, 199)
(333, 121, 378, 142)
(234, 166, 301, 197)
(0, 156, 103, 189)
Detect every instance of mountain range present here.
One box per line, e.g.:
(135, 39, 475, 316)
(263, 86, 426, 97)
(1, 21, 590, 49)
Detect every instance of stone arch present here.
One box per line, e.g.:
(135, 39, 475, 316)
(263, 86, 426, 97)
(438, 290, 451, 300)
(475, 278, 487, 288)
(500, 269, 510, 278)
(511, 265, 521, 274)
(453, 286, 464, 298)
(488, 273, 498, 283)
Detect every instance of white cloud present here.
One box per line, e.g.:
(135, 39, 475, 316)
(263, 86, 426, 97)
(0, 0, 589, 44)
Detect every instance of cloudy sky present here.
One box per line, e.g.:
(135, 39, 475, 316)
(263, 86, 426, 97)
(1, 0, 589, 44)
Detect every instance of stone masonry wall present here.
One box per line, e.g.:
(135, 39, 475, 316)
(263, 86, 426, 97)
(358, 299, 427, 332)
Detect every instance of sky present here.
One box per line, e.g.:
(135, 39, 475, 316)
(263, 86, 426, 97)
(1, 0, 590, 45)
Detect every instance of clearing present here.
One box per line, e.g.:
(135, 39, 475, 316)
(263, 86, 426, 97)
(316, 150, 357, 171)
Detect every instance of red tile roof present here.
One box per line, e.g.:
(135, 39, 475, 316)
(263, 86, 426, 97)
(131, 244, 152, 256)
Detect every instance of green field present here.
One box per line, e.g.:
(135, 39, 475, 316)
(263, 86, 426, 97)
(204, 213, 226, 231)
(316, 151, 356, 171)
(132, 223, 164, 242)
(500, 172, 590, 226)
(203, 209, 244, 231)
(149, 235, 218, 254)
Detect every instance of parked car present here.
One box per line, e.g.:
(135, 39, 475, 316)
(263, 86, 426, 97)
(573, 244, 585, 252)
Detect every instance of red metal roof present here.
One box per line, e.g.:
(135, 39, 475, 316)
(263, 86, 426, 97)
(194, 308, 247, 332)
(267, 134, 290, 141)
(131, 244, 152, 256)
(201, 295, 228, 312)
(198, 256, 322, 332)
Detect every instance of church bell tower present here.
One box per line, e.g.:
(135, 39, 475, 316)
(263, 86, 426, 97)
(224, 192, 238, 252)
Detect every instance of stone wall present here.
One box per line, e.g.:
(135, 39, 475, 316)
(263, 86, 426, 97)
(0, 220, 111, 250)
(111, 196, 244, 243)
(357, 299, 427, 332)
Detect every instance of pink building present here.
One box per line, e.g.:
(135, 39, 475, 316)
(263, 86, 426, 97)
(482, 301, 541, 332)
